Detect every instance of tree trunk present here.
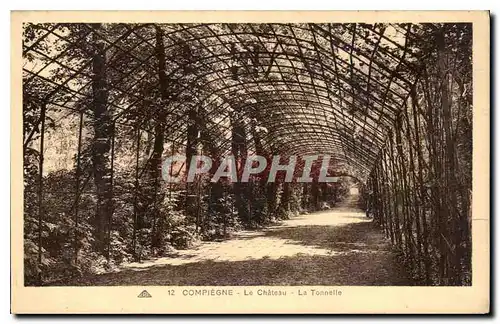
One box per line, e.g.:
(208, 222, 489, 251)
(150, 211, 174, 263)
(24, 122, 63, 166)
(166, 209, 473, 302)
(91, 23, 112, 257)
(231, 117, 249, 224)
(150, 25, 168, 248)
(185, 108, 199, 223)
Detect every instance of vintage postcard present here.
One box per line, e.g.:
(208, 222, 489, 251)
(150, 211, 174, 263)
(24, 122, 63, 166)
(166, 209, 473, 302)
(11, 10, 490, 314)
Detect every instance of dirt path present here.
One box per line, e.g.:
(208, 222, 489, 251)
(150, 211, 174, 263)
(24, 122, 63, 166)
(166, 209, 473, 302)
(66, 195, 411, 286)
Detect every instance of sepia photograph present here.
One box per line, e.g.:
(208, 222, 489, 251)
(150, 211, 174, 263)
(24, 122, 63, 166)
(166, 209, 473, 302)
(11, 10, 490, 314)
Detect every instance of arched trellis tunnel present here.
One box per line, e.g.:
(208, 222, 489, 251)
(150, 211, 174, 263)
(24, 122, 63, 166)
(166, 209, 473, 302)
(23, 22, 472, 286)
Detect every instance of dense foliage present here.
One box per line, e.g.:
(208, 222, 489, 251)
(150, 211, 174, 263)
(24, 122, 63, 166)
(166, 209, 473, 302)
(366, 24, 473, 285)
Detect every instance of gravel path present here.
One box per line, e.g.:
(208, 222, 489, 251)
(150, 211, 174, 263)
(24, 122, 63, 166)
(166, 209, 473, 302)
(64, 195, 411, 286)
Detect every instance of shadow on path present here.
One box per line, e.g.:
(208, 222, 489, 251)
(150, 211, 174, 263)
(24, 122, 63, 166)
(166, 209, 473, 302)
(62, 218, 412, 286)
